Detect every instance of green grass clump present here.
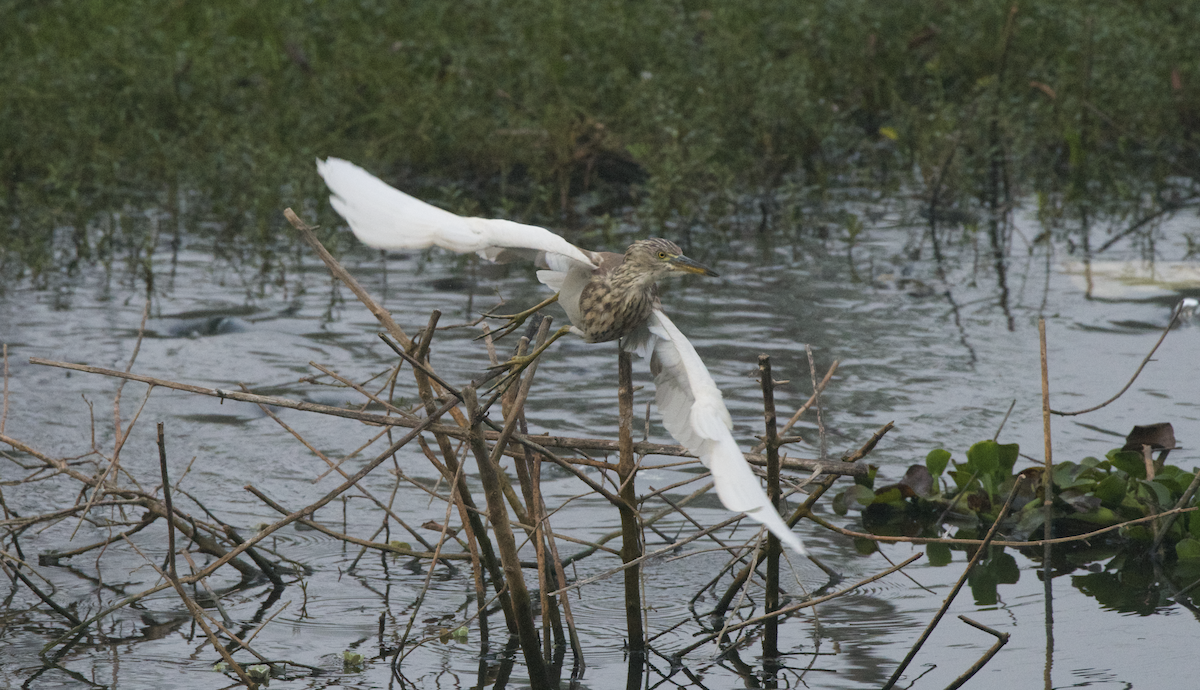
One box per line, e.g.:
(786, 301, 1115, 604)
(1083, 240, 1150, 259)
(3, 1, 1199, 275)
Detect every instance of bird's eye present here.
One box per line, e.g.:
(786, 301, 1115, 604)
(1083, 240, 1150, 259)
(658, 251, 668, 259)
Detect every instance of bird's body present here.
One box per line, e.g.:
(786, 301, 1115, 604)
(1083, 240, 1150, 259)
(318, 157, 806, 554)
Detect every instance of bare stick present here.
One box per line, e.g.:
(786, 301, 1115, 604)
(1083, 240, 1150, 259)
(881, 477, 1025, 690)
(461, 385, 550, 688)
(1052, 301, 1184, 416)
(944, 616, 1011, 690)
(36, 514, 156, 563)
(241, 384, 435, 552)
(712, 421, 895, 617)
(993, 398, 1017, 441)
(673, 553, 923, 658)
(284, 208, 413, 349)
(156, 424, 253, 686)
(399, 459, 466, 649)
(42, 396, 460, 653)
(392, 320, 511, 626)
(806, 345, 828, 462)
(504, 322, 568, 656)
(1039, 316, 1055, 673)
(754, 359, 840, 451)
(29, 357, 866, 474)
(616, 348, 645, 654)
(1, 343, 8, 435)
(245, 486, 470, 560)
(0, 559, 81, 626)
(308, 361, 418, 421)
(758, 354, 781, 659)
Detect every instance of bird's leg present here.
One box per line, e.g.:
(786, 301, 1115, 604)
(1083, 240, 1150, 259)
(486, 325, 573, 393)
(477, 292, 561, 342)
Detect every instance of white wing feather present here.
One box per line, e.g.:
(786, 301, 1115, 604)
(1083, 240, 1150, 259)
(316, 158, 595, 268)
(318, 158, 804, 554)
(649, 311, 806, 554)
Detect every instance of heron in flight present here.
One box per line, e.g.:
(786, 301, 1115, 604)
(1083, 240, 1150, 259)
(317, 158, 805, 554)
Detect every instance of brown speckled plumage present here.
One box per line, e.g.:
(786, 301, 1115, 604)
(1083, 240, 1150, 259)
(576, 239, 694, 343)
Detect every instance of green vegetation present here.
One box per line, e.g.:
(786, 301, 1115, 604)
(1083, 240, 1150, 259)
(838, 439, 1198, 546)
(836, 430, 1200, 609)
(3, 1, 1199, 276)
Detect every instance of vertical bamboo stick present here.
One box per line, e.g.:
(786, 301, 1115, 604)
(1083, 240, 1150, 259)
(1038, 318, 1055, 690)
(758, 355, 781, 660)
(462, 386, 550, 689)
(616, 349, 645, 653)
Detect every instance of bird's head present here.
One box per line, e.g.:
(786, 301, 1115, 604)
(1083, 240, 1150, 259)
(625, 238, 719, 280)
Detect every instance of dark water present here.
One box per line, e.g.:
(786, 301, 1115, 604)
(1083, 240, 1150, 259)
(1, 206, 1198, 689)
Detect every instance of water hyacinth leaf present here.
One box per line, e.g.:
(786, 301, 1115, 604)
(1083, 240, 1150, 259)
(853, 537, 878, 555)
(1190, 512, 1200, 541)
(1176, 538, 1200, 561)
(1152, 471, 1186, 496)
(980, 473, 998, 501)
(872, 486, 905, 505)
(926, 541, 952, 567)
(926, 448, 951, 479)
(1094, 474, 1127, 506)
(1069, 506, 1121, 526)
(948, 467, 977, 493)
(1107, 449, 1146, 479)
(1118, 494, 1148, 518)
(1123, 524, 1153, 542)
(996, 443, 1019, 475)
(852, 463, 878, 489)
(1140, 479, 1172, 507)
(966, 440, 1000, 476)
(1013, 502, 1046, 536)
(1052, 461, 1093, 490)
(850, 484, 876, 506)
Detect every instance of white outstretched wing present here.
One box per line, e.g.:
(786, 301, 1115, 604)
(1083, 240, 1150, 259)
(647, 310, 806, 554)
(317, 157, 596, 269)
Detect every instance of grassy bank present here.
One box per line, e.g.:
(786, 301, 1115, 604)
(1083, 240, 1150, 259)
(3, 0, 1199, 275)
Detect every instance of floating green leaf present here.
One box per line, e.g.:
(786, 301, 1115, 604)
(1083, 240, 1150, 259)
(1094, 474, 1127, 506)
(1107, 449, 1146, 479)
(1178, 538, 1200, 561)
(1138, 480, 1172, 508)
(925, 449, 951, 479)
(849, 484, 876, 507)
(872, 486, 905, 505)
(966, 441, 1000, 476)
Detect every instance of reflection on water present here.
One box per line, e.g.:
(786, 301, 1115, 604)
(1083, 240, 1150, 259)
(1, 206, 1198, 689)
